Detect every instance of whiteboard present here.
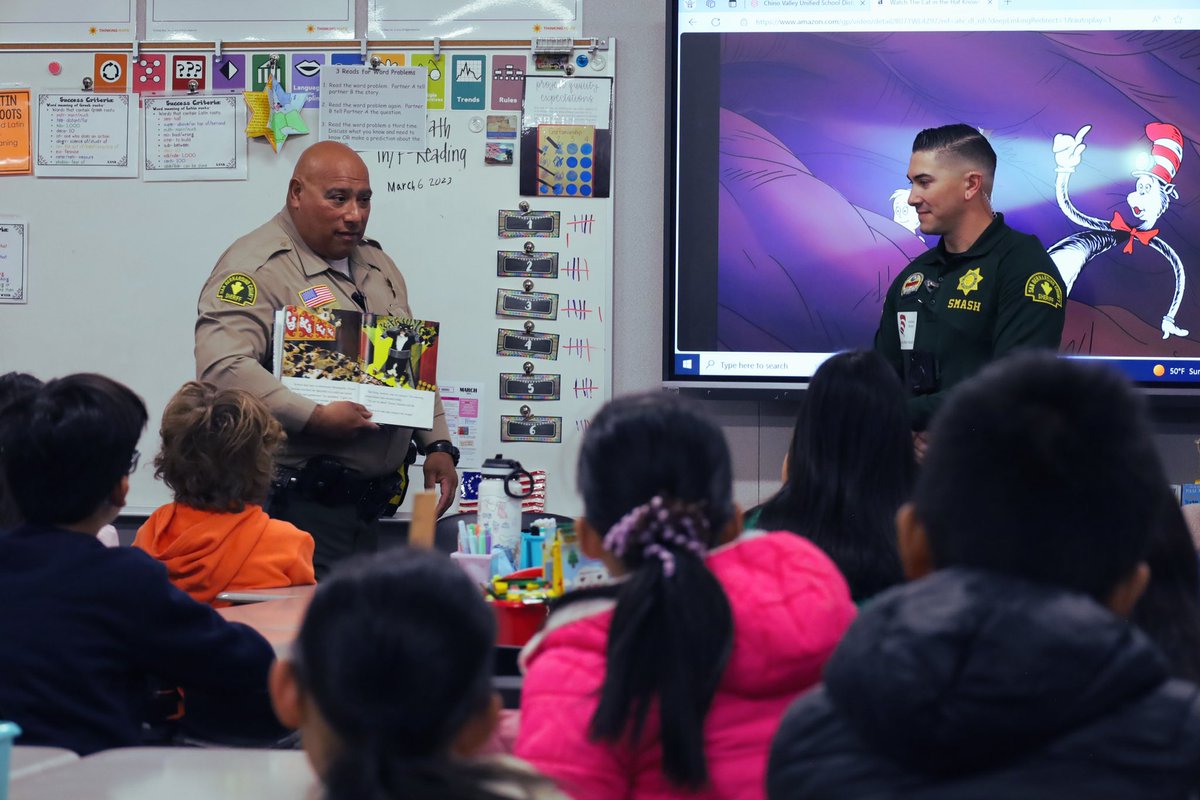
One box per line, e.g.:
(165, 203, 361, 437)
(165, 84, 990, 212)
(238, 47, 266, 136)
(0, 45, 614, 517)
(0, 0, 135, 44)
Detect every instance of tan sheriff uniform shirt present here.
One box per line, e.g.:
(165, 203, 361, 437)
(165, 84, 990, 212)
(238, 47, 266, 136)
(195, 209, 450, 477)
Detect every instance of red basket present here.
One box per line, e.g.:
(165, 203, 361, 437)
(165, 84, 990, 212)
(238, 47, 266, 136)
(491, 599, 549, 647)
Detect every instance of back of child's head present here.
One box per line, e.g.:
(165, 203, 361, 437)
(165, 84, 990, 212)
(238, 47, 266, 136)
(0, 372, 43, 406)
(914, 352, 1165, 602)
(1132, 494, 1200, 682)
(0, 373, 146, 526)
(0, 372, 45, 528)
(293, 548, 544, 800)
(154, 381, 283, 512)
(577, 392, 735, 790)
(758, 350, 912, 601)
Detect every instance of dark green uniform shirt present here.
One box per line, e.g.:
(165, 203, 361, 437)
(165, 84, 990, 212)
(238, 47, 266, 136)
(875, 213, 1066, 430)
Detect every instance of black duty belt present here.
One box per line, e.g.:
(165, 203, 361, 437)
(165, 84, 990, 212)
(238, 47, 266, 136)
(270, 456, 400, 521)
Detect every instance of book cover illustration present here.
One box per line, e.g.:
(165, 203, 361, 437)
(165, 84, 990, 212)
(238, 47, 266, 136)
(363, 317, 441, 391)
(274, 306, 438, 429)
(278, 306, 377, 384)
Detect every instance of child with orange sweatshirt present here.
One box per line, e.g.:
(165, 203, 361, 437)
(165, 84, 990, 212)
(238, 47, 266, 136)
(135, 381, 315, 605)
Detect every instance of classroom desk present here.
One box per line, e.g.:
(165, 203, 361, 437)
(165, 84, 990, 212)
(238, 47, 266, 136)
(9, 746, 78, 781)
(217, 595, 312, 656)
(216, 595, 527, 707)
(10, 748, 316, 800)
(216, 585, 317, 605)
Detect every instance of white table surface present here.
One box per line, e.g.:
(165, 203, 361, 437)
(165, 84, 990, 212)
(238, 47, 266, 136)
(216, 585, 317, 605)
(9, 746, 78, 781)
(217, 595, 311, 657)
(10, 747, 316, 800)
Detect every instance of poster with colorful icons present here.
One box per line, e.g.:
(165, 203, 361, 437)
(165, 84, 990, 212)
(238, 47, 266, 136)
(410, 54, 445, 110)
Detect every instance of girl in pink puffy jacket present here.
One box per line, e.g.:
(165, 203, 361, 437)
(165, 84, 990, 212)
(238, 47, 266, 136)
(515, 393, 856, 799)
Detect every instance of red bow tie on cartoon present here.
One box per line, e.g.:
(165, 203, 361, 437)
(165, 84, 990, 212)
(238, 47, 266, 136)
(1110, 211, 1159, 254)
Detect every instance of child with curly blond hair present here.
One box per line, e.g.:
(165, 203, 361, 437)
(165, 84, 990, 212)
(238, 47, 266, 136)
(135, 381, 315, 605)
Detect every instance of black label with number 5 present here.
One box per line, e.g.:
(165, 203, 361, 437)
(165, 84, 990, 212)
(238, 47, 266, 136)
(499, 372, 561, 401)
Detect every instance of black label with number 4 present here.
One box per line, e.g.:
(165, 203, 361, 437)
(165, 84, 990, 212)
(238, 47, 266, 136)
(496, 328, 560, 360)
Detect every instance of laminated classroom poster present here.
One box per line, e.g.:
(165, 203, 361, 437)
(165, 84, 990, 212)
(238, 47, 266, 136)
(518, 76, 612, 197)
(0, 88, 31, 175)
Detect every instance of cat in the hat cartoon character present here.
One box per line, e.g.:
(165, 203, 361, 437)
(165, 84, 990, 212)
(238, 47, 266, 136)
(1048, 122, 1188, 339)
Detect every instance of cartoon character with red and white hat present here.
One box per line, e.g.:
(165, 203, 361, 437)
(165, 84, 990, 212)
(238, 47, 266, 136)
(1048, 122, 1188, 339)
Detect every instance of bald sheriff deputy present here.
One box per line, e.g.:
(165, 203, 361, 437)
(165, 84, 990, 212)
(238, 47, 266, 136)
(195, 140, 459, 579)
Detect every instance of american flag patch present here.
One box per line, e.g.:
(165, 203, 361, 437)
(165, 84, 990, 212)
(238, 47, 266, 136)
(299, 284, 336, 308)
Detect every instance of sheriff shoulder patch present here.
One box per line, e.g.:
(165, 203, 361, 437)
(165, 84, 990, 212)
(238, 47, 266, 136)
(901, 272, 923, 296)
(1025, 272, 1063, 309)
(217, 273, 257, 306)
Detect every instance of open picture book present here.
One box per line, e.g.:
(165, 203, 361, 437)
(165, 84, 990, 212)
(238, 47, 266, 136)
(273, 305, 440, 429)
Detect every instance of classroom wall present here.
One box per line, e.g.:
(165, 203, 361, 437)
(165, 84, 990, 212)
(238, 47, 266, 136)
(588, 1, 1200, 509)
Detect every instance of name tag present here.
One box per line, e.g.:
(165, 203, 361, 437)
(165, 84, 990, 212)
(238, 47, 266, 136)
(898, 311, 917, 351)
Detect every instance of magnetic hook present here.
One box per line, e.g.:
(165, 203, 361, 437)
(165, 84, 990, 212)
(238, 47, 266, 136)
(523, 241, 536, 253)
(522, 279, 535, 292)
(81, 76, 94, 92)
(187, 79, 199, 95)
(369, 55, 382, 71)
(523, 361, 535, 375)
(519, 405, 533, 419)
(518, 200, 531, 214)
(523, 320, 536, 334)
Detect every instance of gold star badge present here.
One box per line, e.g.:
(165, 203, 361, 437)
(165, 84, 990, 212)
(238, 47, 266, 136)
(957, 267, 984, 296)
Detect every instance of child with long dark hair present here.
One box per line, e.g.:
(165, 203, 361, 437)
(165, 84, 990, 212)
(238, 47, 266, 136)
(1132, 495, 1200, 682)
(516, 392, 855, 798)
(751, 350, 915, 602)
(134, 381, 314, 605)
(268, 547, 566, 800)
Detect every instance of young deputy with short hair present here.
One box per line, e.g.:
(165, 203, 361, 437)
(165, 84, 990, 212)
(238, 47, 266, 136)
(0, 373, 281, 755)
(767, 353, 1200, 798)
(268, 547, 567, 800)
(515, 393, 856, 799)
(135, 381, 315, 606)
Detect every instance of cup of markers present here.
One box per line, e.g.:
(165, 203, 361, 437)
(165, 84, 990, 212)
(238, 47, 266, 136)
(450, 521, 492, 588)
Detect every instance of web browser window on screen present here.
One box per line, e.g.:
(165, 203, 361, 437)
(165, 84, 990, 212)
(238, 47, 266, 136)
(668, 0, 1200, 389)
